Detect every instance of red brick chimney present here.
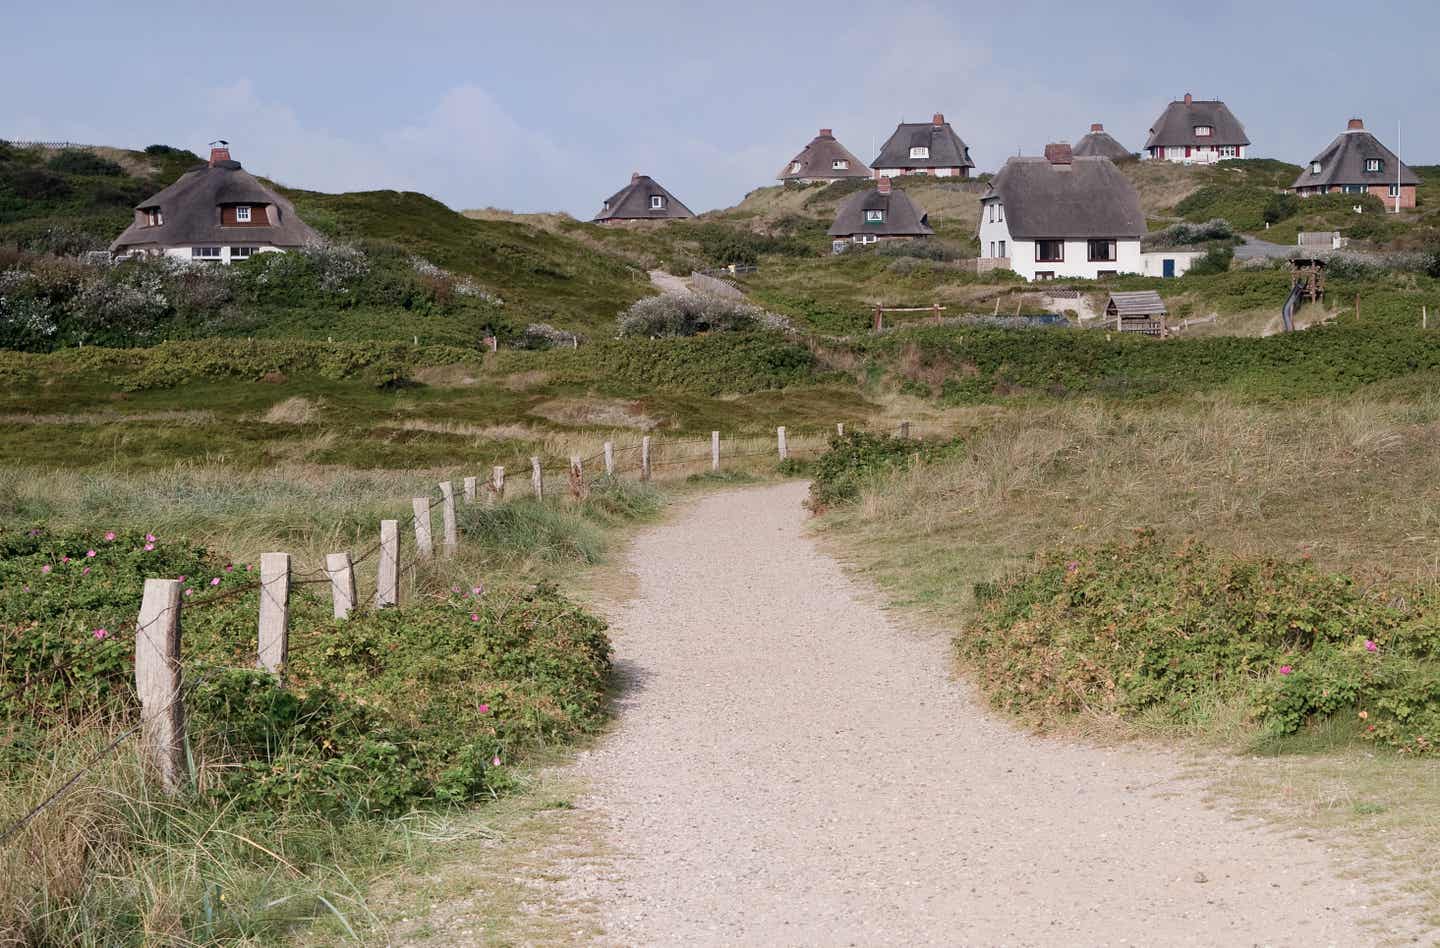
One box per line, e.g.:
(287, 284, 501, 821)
(1183, 93, 1193, 105)
(819, 128, 833, 137)
(1091, 123, 1104, 133)
(208, 140, 231, 166)
(932, 113, 945, 127)
(1044, 143, 1073, 166)
(1347, 117, 1365, 130)
(877, 176, 892, 194)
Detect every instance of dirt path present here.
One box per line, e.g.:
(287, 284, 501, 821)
(560, 482, 1390, 945)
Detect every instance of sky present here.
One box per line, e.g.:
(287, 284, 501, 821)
(4, 0, 1438, 216)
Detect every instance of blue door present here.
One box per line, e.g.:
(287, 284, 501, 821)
(1163, 258, 1176, 278)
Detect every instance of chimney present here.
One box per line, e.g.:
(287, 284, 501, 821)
(819, 128, 833, 137)
(932, 112, 945, 127)
(208, 139, 231, 166)
(1044, 143, 1073, 166)
(877, 176, 892, 195)
(631, 171, 641, 184)
(1091, 123, 1104, 133)
(1183, 93, 1193, 105)
(1347, 117, 1365, 130)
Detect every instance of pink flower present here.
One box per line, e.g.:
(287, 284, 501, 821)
(86, 550, 97, 558)
(82, 567, 91, 575)
(1279, 665, 1294, 676)
(93, 628, 108, 640)
(491, 755, 501, 767)
(210, 577, 220, 586)
(1365, 640, 1378, 652)
(40, 564, 51, 574)
(184, 589, 193, 597)
(61, 556, 70, 563)
(478, 703, 490, 714)
(243, 564, 250, 571)
(470, 613, 480, 622)
(177, 575, 186, 583)
(224, 564, 234, 572)
(451, 585, 461, 594)
(1066, 560, 1080, 573)
(104, 531, 116, 542)
(472, 585, 483, 596)
(145, 534, 156, 543)
(144, 543, 155, 551)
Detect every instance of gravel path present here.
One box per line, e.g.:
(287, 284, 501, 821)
(562, 482, 1385, 946)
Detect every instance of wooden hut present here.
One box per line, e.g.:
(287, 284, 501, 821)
(1106, 290, 1168, 336)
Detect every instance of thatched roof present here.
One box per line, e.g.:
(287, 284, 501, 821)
(1107, 290, 1167, 317)
(111, 158, 318, 252)
(827, 184, 933, 238)
(982, 156, 1145, 240)
(871, 114, 974, 171)
(778, 129, 871, 181)
(1291, 120, 1418, 190)
(1143, 96, 1250, 148)
(1073, 124, 1131, 160)
(593, 173, 695, 222)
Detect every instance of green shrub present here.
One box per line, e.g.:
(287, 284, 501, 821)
(615, 291, 792, 337)
(1186, 245, 1234, 276)
(1263, 191, 1299, 224)
(46, 150, 123, 178)
(807, 430, 952, 506)
(961, 534, 1440, 753)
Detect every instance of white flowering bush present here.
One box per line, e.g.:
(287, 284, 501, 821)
(0, 269, 60, 349)
(616, 291, 792, 338)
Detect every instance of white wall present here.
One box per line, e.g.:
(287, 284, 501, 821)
(157, 245, 285, 265)
(1139, 250, 1206, 277)
(1147, 145, 1246, 163)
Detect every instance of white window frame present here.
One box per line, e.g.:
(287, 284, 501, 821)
(857, 234, 878, 245)
(1311, 161, 1322, 174)
(1388, 184, 1401, 197)
(790, 161, 802, 174)
(191, 246, 222, 260)
(1365, 158, 1383, 173)
(1194, 125, 1213, 137)
(235, 205, 251, 223)
(1218, 145, 1238, 158)
(230, 246, 259, 259)
(831, 159, 848, 170)
(650, 195, 665, 210)
(988, 203, 995, 223)
(909, 146, 929, 160)
(997, 203, 1004, 223)
(864, 209, 885, 223)
(145, 208, 162, 227)
(998, 239, 1006, 258)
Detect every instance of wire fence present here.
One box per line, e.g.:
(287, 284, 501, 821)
(0, 419, 941, 846)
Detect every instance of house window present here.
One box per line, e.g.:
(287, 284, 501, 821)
(1389, 185, 1401, 197)
(857, 234, 878, 244)
(832, 159, 848, 170)
(987, 203, 995, 223)
(1342, 184, 1365, 194)
(997, 203, 1004, 223)
(1036, 240, 1064, 262)
(864, 209, 885, 223)
(650, 195, 665, 209)
(1087, 239, 1117, 262)
(145, 208, 162, 227)
(235, 206, 251, 223)
(989, 241, 996, 257)
(1035, 271, 1056, 281)
(1218, 145, 1238, 158)
(998, 239, 1006, 258)
(191, 246, 222, 260)
(1195, 125, 1213, 137)
(230, 246, 259, 259)
(1311, 161, 1322, 174)
(909, 146, 929, 160)
(790, 162, 802, 174)
(1365, 158, 1384, 173)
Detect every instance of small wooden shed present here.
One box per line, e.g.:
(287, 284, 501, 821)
(1106, 290, 1168, 336)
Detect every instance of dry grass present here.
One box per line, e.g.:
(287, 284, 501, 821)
(261, 396, 320, 424)
(529, 398, 663, 430)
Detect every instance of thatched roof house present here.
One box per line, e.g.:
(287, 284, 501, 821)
(593, 173, 695, 223)
(1290, 118, 1419, 209)
(1143, 94, 1250, 162)
(983, 149, 1146, 242)
(871, 113, 975, 178)
(110, 142, 318, 262)
(1073, 123, 1131, 161)
(827, 177, 933, 249)
(778, 128, 870, 183)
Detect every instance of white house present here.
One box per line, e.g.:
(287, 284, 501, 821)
(976, 145, 1146, 281)
(1142, 94, 1250, 163)
(110, 142, 319, 262)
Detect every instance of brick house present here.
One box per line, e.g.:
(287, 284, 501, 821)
(1290, 118, 1418, 211)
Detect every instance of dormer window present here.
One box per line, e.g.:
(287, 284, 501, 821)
(1311, 161, 1322, 174)
(650, 195, 665, 210)
(1194, 125, 1213, 137)
(145, 208, 163, 227)
(832, 159, 848, 170)
(235, 206, 251, 222)
(790, 161, 802, 174)
(1365, 158, 1384, 173)
(909, 146, 929, 160)
(864, 209, 885, 223)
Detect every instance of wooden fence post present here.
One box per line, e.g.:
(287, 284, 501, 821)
(326, 552, 356, 619)
(777, 426, 788, 460)
(491, 466, 506, 504)
(257, 552, 290, 675)
(569, 456, 587, 499)
(530, 457, 544, 500)
(604, 441, 615, 476)
(900, 421, 911, 440)
(463, 475, 477, 505)
(135, 578, 186, 795)
(438, 481, 458, 557)
(640, 436, 652, 481)
(836, 423, 844, 437)
(412, 498, 433, 560)
(376, 519, 399, 608)
(711, 430, 720, 471)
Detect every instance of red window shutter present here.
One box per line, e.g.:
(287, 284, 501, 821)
(1185, 146, 1192, 158)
